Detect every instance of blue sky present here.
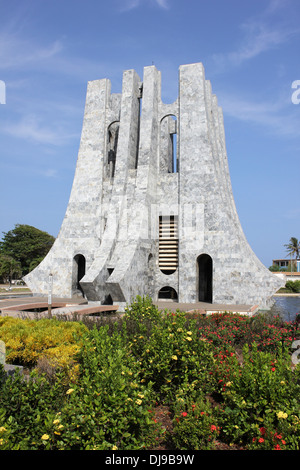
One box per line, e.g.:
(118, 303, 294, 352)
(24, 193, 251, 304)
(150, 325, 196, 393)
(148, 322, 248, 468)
(0, 0, 299, 268)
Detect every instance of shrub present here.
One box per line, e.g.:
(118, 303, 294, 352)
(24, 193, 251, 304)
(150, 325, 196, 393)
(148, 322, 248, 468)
(1, 297, 300, 450)
(171, 387, 219, 450)
(0, 317, 87, 370)
(285, 280, 300, 293)
(216, 343, 300, 449)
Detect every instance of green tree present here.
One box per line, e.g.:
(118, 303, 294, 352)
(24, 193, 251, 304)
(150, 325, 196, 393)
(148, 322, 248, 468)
(0, 224, 55, 276)
(284, 237, 300, 260)
(0, 254, 22, 284)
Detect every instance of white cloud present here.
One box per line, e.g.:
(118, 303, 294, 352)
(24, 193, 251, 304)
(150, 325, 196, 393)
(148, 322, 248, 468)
(155, 0, 169, 9)
(219, 92, 300, 137)
(0, 30, 63, 70)
(2, 114, 72, 146)
(40, 168, 58, 178)
(213, 23, 296, 70)
(213, 0, 299, 71)
(118, 0, 169, 12)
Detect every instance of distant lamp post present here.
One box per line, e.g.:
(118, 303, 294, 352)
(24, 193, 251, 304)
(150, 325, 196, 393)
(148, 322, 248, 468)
(48, 273, 53, 318)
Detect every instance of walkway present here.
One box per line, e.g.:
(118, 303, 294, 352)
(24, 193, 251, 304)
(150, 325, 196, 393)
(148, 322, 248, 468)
(0, 295, 258, 318)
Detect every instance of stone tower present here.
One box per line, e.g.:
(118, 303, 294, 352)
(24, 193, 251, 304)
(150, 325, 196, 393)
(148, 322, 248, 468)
(24, 63, 283, 309)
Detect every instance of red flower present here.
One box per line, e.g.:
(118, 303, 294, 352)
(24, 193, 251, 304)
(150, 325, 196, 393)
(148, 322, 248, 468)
(181, 412, 188, 417)
(274, 444, 281, 450)
(281, 440, 286, 445)
(258, 437, 264, 443)
(210, 425, 217, 432)
(271, 367, 276, 372)
(260, 427, 266, 435)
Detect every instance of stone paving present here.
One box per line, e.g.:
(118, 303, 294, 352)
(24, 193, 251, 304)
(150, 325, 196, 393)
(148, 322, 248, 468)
(0, 295, 258, 318)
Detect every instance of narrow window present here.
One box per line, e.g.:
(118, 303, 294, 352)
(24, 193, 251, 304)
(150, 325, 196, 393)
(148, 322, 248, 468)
(73, 254, 86, 296)
(135, 93, 142, 169)
(107, 121, 119, 179)
(197, 254, 213, 303)
(159, 215, 178, 274)
(160, 115, 178, 173)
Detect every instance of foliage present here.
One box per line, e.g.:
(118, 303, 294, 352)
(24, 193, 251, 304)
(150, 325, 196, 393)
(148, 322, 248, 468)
(171, 384, 220, 450)
(284, 236, 300, 260)
(0, 254, 22, 283)
(285, 280, 300, 293)
(0, 298, 300, 450)
(0, 316, 87, 373)
(0, 224, 55, 275)
(214, 344, 300, 450)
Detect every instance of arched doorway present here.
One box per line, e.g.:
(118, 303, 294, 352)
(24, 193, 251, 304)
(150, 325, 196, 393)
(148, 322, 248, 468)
(197, 254, 213, 303)
(158, 286, 178, 301)
(73, 254, 86, 295)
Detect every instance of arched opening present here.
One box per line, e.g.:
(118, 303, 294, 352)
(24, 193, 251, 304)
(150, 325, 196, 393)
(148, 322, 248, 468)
(158, 286, 178, 301)
(103, 294, 113, 305)
(160, 115, 178, 173)
(73, 254, 86, 296)
(107, 121, 119, 179)
(197, 254, 213, 303)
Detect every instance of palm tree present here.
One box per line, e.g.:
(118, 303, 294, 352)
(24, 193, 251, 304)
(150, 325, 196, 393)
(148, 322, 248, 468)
(284, 237, 300, 271)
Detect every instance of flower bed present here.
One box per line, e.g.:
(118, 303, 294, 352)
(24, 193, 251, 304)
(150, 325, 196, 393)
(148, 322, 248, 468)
(0, 296, 300, 450)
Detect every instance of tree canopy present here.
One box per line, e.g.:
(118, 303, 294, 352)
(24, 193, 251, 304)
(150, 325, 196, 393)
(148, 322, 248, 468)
(284, 237, 300, 260)
(0, 224, 55, 276)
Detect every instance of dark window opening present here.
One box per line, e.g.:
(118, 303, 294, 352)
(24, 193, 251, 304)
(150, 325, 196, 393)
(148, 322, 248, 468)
(107, 122, 119, 179)
(135, 94, 142, 169)
(73, 254, 86, 295)
(103, 294, 113, 305)
(197, 254, 213, 303)
(158, 286, 178, 301)
(160, 115, 178, 174)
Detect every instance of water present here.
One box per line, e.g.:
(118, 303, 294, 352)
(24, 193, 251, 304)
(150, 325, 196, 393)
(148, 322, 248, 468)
(267, 296, 300, 322)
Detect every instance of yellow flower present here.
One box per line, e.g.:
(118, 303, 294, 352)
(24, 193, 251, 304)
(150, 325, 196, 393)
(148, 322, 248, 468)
(138, 393, 144, 398)
(187, 331, 192, 335)
(226, 381, 232, 387)
(172, 355, 178, 360)
(53, 419, 60, 425)
(136, 399, 142, 405)
(177, 328, 183, 332)
(0, 427, 7, 433)
(112, 445, 118, 450)
(186, 337, 192, 341)
(41, 434, 50, 440)
(66, 388, 74, 395)
(277, 411, 288, 419)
